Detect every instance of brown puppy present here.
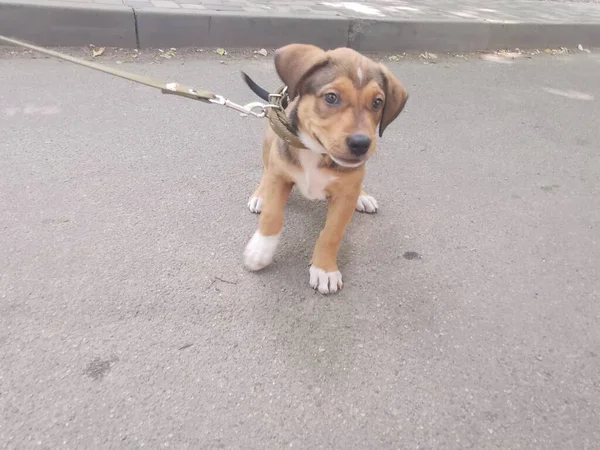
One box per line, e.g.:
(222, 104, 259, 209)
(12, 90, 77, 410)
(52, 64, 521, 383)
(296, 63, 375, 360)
(244, 44, 408, 294)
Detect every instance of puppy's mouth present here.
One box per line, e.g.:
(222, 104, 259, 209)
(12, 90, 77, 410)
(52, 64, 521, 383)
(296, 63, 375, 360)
(328, 155, 365, 168)
(314, 136, 366, 168)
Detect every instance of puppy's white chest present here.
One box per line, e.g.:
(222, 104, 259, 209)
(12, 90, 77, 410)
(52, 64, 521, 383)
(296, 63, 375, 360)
(294, 151, 336, 201)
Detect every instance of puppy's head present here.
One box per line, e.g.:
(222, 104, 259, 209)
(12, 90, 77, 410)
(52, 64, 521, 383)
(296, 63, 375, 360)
(274, 44, 408, 168)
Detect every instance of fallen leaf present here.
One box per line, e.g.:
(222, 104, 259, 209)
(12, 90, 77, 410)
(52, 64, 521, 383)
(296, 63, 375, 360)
(92, 47, 105, 57)
(481, 54, 514, 64)
(578, 44, 584, 51)
(497, 50, 521, 59)
(216, 48, 227, 56)
(420, 52, 437, 60)
(542, 48, 568, 55)
(256, 48, 268, 57)
(388, 55, 401, 62)
(159, 53, 172, 59)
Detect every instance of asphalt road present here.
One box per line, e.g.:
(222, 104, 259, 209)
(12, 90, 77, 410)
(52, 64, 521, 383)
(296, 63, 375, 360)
(1, 49, 599, 449)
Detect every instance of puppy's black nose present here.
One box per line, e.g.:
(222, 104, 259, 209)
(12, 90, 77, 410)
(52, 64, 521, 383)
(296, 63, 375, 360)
(346, 134, 371, 156)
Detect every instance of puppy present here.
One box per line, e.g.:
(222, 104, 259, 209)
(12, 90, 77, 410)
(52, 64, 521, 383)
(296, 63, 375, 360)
(244, 44, 408, 294)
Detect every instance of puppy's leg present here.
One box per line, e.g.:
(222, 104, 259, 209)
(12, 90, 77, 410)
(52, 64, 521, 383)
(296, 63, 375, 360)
(248, 135, 272, 214)
(310, 185, 361, 294)
(244, 171, 293, 271)
(356, 189, 378, 214)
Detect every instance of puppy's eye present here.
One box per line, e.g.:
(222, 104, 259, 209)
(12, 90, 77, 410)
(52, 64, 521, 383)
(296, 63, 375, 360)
(324, 93, 339, 105)
(372, 98, 384, 111)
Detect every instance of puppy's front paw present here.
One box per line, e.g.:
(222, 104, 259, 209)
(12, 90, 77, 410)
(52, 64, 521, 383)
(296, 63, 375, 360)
(247, 196, 263, 214)
(309, 265, 343, 295)
(356, 194, 378, 214)
(244, 231, 279, 271)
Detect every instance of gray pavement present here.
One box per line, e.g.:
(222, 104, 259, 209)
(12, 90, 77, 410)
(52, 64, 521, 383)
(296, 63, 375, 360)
(1, 50, 600, 449)
(2, 0, 600, 51)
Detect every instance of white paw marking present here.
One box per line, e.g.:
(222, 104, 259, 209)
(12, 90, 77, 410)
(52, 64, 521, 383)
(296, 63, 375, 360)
(247, 196, 263, 214)
(309, 265, 343, 295)
(356, 194, 378, 213)
(244, 231, 279, 271)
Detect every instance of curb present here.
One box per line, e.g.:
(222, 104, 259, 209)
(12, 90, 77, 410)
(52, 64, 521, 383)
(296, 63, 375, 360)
(349, 20, 600, 53)
(0, 1, 137, 48)
(135, 10, 350, 49)
(1, 1, 600, 52)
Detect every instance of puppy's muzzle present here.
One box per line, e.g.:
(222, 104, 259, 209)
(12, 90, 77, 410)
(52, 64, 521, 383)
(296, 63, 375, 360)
(346, 134, 372, 157)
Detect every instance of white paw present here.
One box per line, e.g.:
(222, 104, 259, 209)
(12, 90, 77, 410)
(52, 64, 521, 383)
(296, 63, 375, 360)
(356, 194, 378, 213)
(309, 265, 343, 295)
(247, 196, 263, 214)
(244, 231, 279, 271)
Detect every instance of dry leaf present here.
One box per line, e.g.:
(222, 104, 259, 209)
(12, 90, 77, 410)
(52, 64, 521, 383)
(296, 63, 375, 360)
(92, 47, 105, 57)
(256, 48, 268, 57)
(388, 55, 401, 62)
(216, 48, 227, 56)
(481, 54, 514, 64)
(497, 50, 521, 59)
(420, 52, 437, 60)
(158, 48, 176, 59)
(543, 48, 569, 55)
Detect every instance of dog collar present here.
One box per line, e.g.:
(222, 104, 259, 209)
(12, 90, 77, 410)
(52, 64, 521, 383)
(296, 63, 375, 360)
(242, 72, 307, 149)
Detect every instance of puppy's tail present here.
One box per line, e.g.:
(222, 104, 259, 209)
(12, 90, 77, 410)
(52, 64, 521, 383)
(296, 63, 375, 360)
(241, 71, 270, 102)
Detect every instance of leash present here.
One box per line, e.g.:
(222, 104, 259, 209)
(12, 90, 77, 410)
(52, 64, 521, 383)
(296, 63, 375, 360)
(0, 33, 304, 147)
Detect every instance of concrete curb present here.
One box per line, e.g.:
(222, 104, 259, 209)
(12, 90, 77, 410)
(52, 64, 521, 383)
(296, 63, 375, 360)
(1, 1, 599, 52)
(135, 10, 350, 49)
(349, 19, 600, 53)
(0, 1, 137, 48)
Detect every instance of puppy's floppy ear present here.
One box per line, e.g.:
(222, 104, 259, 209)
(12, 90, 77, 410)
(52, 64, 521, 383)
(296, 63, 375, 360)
(274, 44, 328, 99)
(378, 64, 409, 137)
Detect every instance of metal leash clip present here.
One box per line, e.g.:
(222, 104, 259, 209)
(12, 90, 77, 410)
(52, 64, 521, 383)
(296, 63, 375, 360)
(209, 95, 279, 118)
